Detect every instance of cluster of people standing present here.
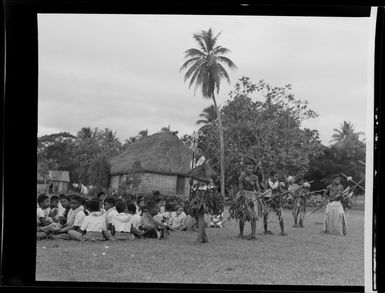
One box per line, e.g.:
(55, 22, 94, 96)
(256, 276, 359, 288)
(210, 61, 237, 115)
(232, 159, 350, 240)
(36, 193, 200, 242)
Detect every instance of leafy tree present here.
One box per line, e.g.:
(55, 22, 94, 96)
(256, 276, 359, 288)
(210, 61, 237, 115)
(87, 155, 111, 190)
(198, 77, 323, 191)
(180, 28, 237, 243)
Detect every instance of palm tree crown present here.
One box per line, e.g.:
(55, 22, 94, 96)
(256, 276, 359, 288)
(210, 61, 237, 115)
(196, 105, 218, 126)
(180, 28, 237, 98)
(331, 121, 364, 144)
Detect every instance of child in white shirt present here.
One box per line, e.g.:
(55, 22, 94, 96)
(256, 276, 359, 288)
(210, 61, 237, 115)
(68, 199, 112, 241)
(37, 194, 61, 239)
(168, 206, 187, 231)
(54, 195, 86, 239)
(104, 197, 118, 232)
(111, 201, 135, 240)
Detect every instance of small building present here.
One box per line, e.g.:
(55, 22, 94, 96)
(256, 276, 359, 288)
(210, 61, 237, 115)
(110, 130, 195, 199)
(48, 170, 70, 193)
(37, 168, 70, 194)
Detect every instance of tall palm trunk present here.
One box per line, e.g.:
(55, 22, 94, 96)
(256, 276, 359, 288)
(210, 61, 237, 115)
(212, 94, 225, 199)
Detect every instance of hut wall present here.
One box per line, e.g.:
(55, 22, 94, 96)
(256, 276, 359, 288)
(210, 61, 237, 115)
(110, 173, 190, 199)
(138, 173, 177, 196)
(110, 175, 120, 189)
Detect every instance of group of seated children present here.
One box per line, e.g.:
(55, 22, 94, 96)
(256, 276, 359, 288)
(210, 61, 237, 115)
(37, 193, 200, 242)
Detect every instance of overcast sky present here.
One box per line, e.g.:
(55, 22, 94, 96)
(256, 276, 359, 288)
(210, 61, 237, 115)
(38, 14, 374, 145)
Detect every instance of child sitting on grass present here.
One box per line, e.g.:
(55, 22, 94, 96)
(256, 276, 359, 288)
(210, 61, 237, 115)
(111, 201, 135, 241)
(53, 195, 86, 239)
(126, 202, 143, 238)
(104, 197, 118, 232)
(68, 199, 112, 242)
(48, 195, 60, 221)
(57, 195, 71, 225)
(209, 212, 224, 228)
(37, 194, 61, 239)
(167, 206, 187, 231)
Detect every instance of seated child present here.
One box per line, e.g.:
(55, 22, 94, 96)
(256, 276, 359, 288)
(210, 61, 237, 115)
(152, 207, 164, 224)
(181, 214, 198, 232)
(104, 197, 118, 232)
(37, 194, 61, 239)
(209, 212, 224, 228)
(57, 195, 71, 225)
(68, 199, 112, 242)
(111, 201, 135, 241)
(167, 206, 187, 231)
(48, 195, 60, 221)
(54, 195, 86, 239)
(162, 203, 175, 228)
(126, 202, 143, 238)
(139, 207, 165, 239)
(57, 194, 67, 218)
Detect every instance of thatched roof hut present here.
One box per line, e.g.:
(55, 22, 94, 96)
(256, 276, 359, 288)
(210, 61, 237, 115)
(110, 130, 193, 176)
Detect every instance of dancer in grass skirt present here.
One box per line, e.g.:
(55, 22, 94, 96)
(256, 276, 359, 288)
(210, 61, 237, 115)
(229, 160, 265, 240)
(323, 175, 348, 236)
(262, 171, 287, 236)
(288, 176, 311, 228)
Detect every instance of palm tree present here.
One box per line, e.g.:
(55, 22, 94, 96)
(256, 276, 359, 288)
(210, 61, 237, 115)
(331, 121, 364, 144)
(180, 28, 237, 243)
(196, 105, 218, 129)
(77, 127, 93, 140)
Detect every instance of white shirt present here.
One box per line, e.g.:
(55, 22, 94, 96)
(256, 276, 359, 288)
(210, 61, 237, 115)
(112, 213, 133, 232)
(37, 207, 45, 224)
(80, 212, 106, 232)
(170, 212, 187, 229)
(130, 213, 142, 229)
(57, 201, 66, 218)
(67, 207, 86, 227)
(105, 207, 118, 225)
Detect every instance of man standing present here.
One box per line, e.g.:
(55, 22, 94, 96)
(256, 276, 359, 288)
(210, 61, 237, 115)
(323, 175, 347, 236)
(236, 160, 262, 240)
(262, 171, 287, 236)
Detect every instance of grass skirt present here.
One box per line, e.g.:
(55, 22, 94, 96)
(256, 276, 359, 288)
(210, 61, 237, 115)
(229, 191, 266, 222)
(324, 201, 348, 236)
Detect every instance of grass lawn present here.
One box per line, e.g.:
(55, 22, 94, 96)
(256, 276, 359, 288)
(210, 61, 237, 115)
(36, 207, 364, 285)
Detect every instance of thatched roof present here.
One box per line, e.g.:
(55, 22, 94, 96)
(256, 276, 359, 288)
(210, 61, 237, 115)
(110, 131, 194, 176)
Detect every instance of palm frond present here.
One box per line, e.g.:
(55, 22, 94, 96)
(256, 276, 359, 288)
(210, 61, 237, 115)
(184, 48, 205, 58)
(218, 56, 237, 70)
(217, 63, 231, 84)
(211, 31, 222, 50)
(183, 59, 204, 82)
(212, 46, 231, 55)
(179, 57, 201, 72)
(196, 119, 210, 125)
(193, 34, 207, 52)
(189, 65, 206, 93)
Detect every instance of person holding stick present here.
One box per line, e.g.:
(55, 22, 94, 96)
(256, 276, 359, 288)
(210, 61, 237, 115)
(262, 171, 287, 236)
(322, 175, 347, 236)
(288, 176, 310, 228)
(231, 159, 263, 240)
